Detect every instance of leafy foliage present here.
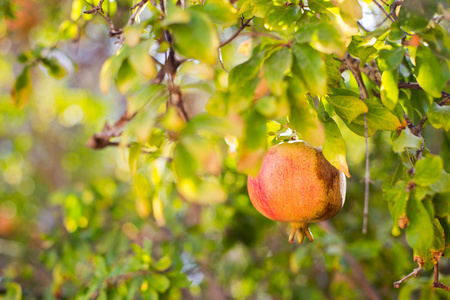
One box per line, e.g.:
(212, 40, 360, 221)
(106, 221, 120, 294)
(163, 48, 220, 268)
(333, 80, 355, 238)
(1, 0, 450, 299)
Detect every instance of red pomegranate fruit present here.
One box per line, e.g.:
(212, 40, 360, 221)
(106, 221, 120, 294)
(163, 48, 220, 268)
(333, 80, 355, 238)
(247, 140, 346, 244)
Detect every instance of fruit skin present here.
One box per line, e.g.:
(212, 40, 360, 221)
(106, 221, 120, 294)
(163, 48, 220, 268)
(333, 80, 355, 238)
(247, 140, 346, 244)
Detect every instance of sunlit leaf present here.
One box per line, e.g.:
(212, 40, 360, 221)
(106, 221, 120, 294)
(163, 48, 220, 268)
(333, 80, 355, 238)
(382, 181, 409, 234)
(154, 256, 172, 271)
(194, 0, 238, 26)
(406, 193, 434, 253)
(169, 9, 219, 65)
(415, 46, 450, 98)
(291, 43, 327, 96)
(414, 155, 443, 186)
(427, 102, 450, 131)
(380, 69, 399, 111)
(295, 21, 346, 57)
(128, 42, 157, 79)
(321, 118, 350, 177)
(326, 94, 368, 123)
(263, 47, 292, 96)
(148, 273, 170, 293)
(264, 5, 299, 30)
(116, 59, 137, 94)
(391, 127, 423, 153)
(377, 48, 403, 71)
(41, 57, 67, 79)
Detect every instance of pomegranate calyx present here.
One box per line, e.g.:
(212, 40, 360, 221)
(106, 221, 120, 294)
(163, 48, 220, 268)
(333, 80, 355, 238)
(289, 222, 314, 244)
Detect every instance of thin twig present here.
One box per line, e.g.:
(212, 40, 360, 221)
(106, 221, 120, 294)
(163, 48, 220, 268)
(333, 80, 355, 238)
(372, 0, 396, 22)
(393, 266, 422, 288)
(334, 57, 369, 99)
(127, 0, 149, 26)
(398, 82, 450, 98)
(240, 31, 283, 40)
(334, 55, 370, 234)
(218, 48, 229, 73)
(219, 18, 253, 48)
(84, 1, 123, 37)
(362, 113, 370, 234)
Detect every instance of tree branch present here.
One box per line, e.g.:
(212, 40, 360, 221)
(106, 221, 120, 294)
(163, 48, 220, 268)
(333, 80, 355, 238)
(127, 0, 149, 26)
(219, 18, 253, 48)
(393, 266, 422, 288)
(84, 1, 123, 37)
(432, 263, 450, 291)
(372, 0, 396, 22)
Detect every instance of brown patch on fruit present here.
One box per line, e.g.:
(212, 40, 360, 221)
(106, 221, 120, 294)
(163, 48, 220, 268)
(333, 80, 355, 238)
(315, 149, 340, 194)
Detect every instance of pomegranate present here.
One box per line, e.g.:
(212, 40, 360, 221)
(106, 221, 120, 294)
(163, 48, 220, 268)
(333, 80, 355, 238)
(247, 140, 346, 244)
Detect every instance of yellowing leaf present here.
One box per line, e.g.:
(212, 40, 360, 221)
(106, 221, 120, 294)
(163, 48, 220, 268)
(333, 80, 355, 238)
(152, 194, 165, 227)
(12, 66, 33, 109)
(322, 118, 350, 177)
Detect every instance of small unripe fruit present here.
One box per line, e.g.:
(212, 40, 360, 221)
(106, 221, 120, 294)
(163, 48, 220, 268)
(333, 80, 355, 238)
(247, 140, 346, 244)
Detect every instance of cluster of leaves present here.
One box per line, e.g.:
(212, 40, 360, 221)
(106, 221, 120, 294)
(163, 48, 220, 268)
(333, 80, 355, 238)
(3, 0, 450, 298)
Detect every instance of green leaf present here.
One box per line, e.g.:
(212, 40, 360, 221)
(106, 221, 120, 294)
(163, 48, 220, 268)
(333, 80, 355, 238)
(264, 5, 299, 30)
(414, 155, 443, 186)
(427, 102, 450, 131)
(116, 59, 137, 94)
(237, 110, 267, 175)
(195, 0, 239, 26)
(173, 144, 198, 181)
(148, 273, 170, 293)
(391, 127, 423, 153)
(127, 84, 166, 117)
(346, 98, 403, 136)
(4, 282, 22, 300)
(321, 118, 350, 177)
(128, 42, 157, 79)
(41, 57, 67, 79)
(160, 6, 191, 26)
(406, 193, 434, 254)
(413, 219, 445, 271)
(434, 192, 450, 218)
(12, 66, 33, 108)
(154, 256, 172, 271)
(377, 48, 403, 71)
(99, 47, 130, 94)
(431, 171, 450, 193)
(251, 0, 272, 18)
(125, 94, 167, 143)
(170, 9, 219, 65)
(325, 54, 343, 88)
(326, 95, 368, 123)
(229, 46, 266, 91)
(380, 69, 399, 111)
(415, 46, 450, 98)
(287, 76, 325, 147)
(263, 47, 292, 96)
(382, 181, 408, 234)
(295, 22, 346, 57)
(141, 287, 159, 300)
(128, 143, 142, 178)
(291, 43, 327, 96)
